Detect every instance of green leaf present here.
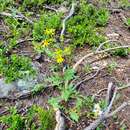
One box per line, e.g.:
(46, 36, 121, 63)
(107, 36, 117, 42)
(48, 97, 60, 109)
(70, 111, 79, 122)
(61, 84, 75, 101)
(48, 73, 63, 86)
(64, 68, 75, 81)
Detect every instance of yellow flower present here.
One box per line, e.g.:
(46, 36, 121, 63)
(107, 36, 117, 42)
(44, 28, 55, 35)
(56, 55, 64, 63)
(41, 40, 49, 47)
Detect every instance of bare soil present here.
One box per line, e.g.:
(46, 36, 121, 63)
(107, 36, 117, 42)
(1, 1, 130, 130)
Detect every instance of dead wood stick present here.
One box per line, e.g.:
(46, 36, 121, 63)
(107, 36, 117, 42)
(43, 5, 58, 12)
(84, 101, 129, 130)
(74, 68, 102, 89)
(105, 84, 117, 114)
(94, 82, 130, 98)
(73, 45, 130, 71)
(96, 40, 118, 52)
(84, 83, 115, 130)
(106, 82, 114, 107)
(0, 12, 33, 24)
(60, 2, 75, 41)
(55, 109, 65, 130)
(83, 83, 129, 130)
(106, 101, 130, 118)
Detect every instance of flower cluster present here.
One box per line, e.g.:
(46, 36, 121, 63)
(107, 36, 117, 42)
(55, 49, 64, 64)
(54, 47, 71, 64)
(44, 28, 55, 36)
(35, 28, 72, 64)
(41, 39, 49, 47)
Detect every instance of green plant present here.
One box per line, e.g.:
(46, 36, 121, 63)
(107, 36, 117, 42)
(0, 106, 55, 130)
(48, 67, 96, 122)
(96, 8, 109, 26)
(107, 61, 117, 73)
(32, 84, 45, 94)
(29, 105, 55, 130)
(0, 0, 14, 11)
(118, 0, 130, 9)
(125, 18, 130, 26)
(33, 13, 61, 42)
(69, 110, 79, 122)
(48, 68, 80, 121)
(84, 64, 93, 73)
(0, 107, 25, 130)
(113, 48, 129, 56)
(23, 0, 65, 7)
(61, 83, 76, 101)
(0, 54, 35, 82)
(120, 124, 127, 130)
(99, 99, 107, 109)
(67, 2, 107, 46)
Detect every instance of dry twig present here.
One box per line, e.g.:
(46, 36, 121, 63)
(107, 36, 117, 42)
(74, 68, 102, 89)
(60, 2, 75, 42)
(83, 82, 130, 130)
(55, 109, 65, 130)
(95, 40, 118, 52)
(0, 11, 33, 24)
(94, 82, 130, 98)
(43, 5, 58, 12)
(73, 45, 130, 71)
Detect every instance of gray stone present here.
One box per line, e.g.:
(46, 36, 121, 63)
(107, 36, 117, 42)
(0, 78, 16, 98)
(0, 62, 45, 98)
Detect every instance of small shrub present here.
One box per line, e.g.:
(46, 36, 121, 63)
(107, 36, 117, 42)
(0, 107, 25, 130)
(33, 13, 61, 42)
(0, 106, 55, 130)
(0, 54, 35, 82)
(113, 48, 129, 56)
(96, 8, 109, 26)
(66, 2, 107, 46)
(118, 0, 130, 9)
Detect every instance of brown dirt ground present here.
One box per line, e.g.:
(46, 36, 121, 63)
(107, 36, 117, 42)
(1, 2, 130, 130)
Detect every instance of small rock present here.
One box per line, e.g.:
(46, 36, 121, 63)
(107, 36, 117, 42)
(0, 78, 16, 97)
(107, 32, 120, 40)
(0, 62, 45, 98)
(58, 6, 68, 13)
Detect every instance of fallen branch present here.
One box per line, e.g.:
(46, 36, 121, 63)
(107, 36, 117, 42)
(60, 2, 75, 42)
(17, 38, 33, 44)
(43, 5, 58, 12)
(73, 45, 130, 71)
(55, 109, 65, 130)
(84, 101, 129, 130)
(94, 82, 130, 98)
(0, 11, 33, 24)
(83, 82, 130, 130)
(74, 68, 102, 89)
(95, 40, 118, 52)
(74, 64, 128, 90)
